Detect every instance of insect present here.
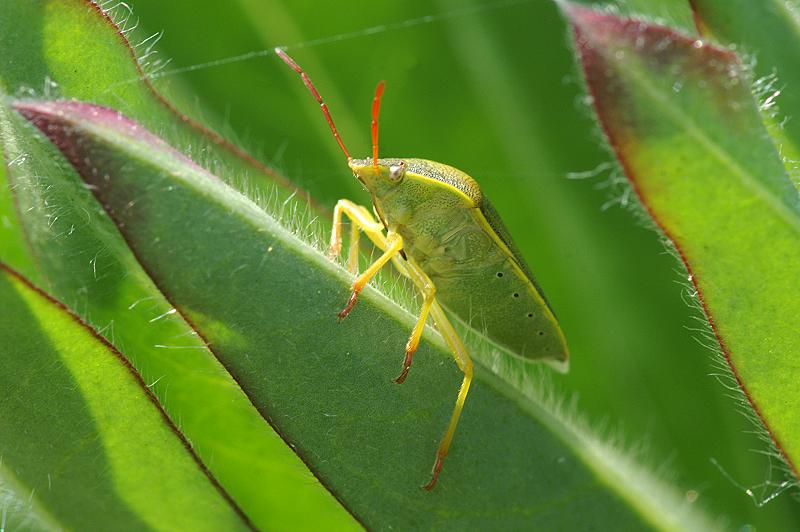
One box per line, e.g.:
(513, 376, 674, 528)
(276, 48, 569, 490)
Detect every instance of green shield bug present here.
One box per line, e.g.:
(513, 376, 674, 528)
(276, 48, 568, 490)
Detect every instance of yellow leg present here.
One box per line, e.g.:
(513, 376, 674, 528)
(337, 231, 403, 319)
(424, 303, 473, 491)
(391, 256, 473, 491)
(328, 202, 345, 259)
(329, 200, 473, 490)
(328, 199, 385, 274)
(329, 200, 399, 317)
(394, 267, 436, 384)
(348, 219, 361, 274)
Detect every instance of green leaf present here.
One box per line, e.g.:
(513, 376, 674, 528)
(0, 156, 35, 278)
(12, 97, 720, 530)
(129, 1, 800, 525)
(6, 0, 800, 527)
(0, 264, 250, 531)
(0, 100, 355, 532)
(565, 2, 800, 484)
(689, 0, 800, 180)
(2, 0, 292, 187)
(0, 1, 355, 529)
(0, 0, 303, 276)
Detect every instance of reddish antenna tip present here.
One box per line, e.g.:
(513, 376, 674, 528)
(275, 47, 351, 161)
(274, 47, 299, 72)
(371, 80, 386, 173)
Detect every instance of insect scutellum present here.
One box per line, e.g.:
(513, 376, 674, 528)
(275, 47, 568, 491)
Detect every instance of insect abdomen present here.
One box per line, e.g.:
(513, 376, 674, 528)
(376, 160, 568, 364)
(431, 251, 567, 364)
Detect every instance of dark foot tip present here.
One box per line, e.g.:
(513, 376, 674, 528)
(337, 291, 359, 320)
(394, 367, 410, 384)
(422, 455, 443, 491)
(395, 349, 414, 384)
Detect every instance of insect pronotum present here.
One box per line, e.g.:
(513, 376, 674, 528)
(276, 48, 569, 490)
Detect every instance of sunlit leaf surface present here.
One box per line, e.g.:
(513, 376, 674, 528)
(0, 265, 250, 531)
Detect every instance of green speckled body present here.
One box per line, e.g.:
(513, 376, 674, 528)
(350, 158, 568, 364)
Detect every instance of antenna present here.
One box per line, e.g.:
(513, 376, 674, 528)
(371, 81, 385, 173)
(274, 48, 351, 161)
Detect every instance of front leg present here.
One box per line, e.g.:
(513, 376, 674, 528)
(329, 199, 385, 274)
(328, 199, 402, 318)
(337, 231, 403, 318)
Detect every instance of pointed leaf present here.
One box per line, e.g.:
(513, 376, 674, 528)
(0, 264, 250, 531)
(13, 98, 721, 530)
(690, 0, 800, 171)
(0, 1, 354, 526)
(566, 2, 800, 482)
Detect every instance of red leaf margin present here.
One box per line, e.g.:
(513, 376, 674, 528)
(0, 261, 257, 530)
(563, 2, 799, 481)
(82, 0, 324, 212)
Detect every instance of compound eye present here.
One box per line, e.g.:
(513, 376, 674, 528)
(389, 161, 406, 182)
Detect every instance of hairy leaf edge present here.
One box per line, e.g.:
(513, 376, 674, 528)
(82, 0, 321, 209)
(14, 96, 726, 530)
(563, 2, 800, 486)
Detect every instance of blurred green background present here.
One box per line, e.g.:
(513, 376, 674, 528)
(124, 0, 800, 528)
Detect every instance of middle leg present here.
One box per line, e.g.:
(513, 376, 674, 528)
(393, 262, 436, 385)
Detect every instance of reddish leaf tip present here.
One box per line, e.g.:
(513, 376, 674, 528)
(14, 100, 157, 145)
(564, 4, 653, 51)
(12, 100, 174, 184)
(564, 3, 738, 67)
(12, 99, 218, 191)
